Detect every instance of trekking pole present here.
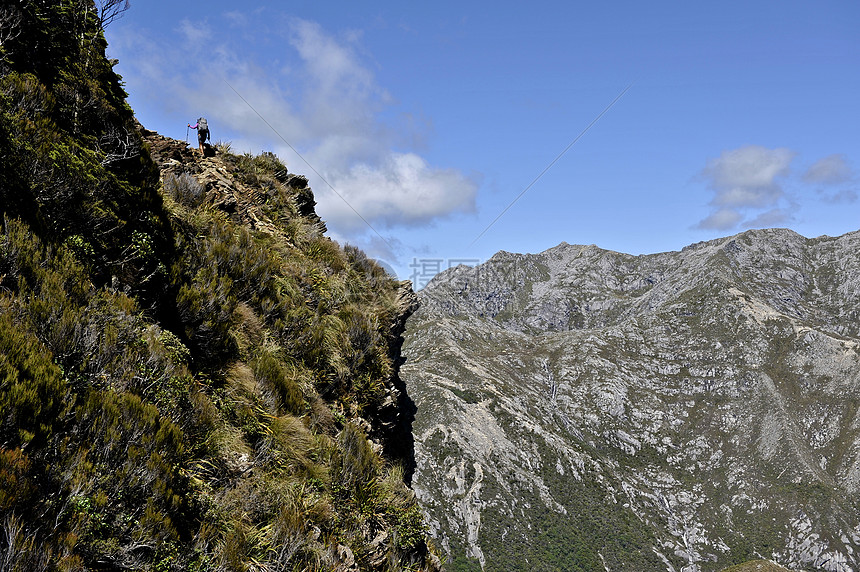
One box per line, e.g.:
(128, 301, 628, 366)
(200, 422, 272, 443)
(186, 124, 189, 144)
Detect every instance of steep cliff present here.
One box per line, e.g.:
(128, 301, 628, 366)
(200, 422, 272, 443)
(403, 229, 860, 572)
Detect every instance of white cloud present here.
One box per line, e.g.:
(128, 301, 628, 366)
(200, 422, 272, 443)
(178, 19, 210, 46)
(319, 153, 478, 231)
(703, 145, 794, 207)
(108, 13, 478, 248)
(817, 188, 857, 204)
(697, 145, 795, 230)
(803, 154, 857, 205)
(223, 11, 247, 27)
(289, 20, 377, 106)
(744, 207, 794, 228)
(696, 208, 744, 230)
(803, 154, 853, 185)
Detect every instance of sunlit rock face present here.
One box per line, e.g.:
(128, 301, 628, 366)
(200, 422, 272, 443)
(403, 228, 860, 572)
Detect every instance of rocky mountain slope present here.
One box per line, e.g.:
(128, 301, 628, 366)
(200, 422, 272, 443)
(402, 229, 860, 572)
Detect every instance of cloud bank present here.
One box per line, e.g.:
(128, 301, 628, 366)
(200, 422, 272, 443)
(803, 154, 853, 185)
(109, 12, 478, 255)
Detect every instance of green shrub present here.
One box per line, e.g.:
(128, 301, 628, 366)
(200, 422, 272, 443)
(344, 244, 396, 291)
(1, 61, 171, 297)
(0, 448, 33, 512)
(74, 389, 191, 545)
(395, 504, 429, 551)
(175, 270, 238, 363)
(305, 235, 345, 272)
(0, 313, 67, 448)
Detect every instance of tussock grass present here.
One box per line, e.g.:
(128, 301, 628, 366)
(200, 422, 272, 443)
(163, 172, 205, 209)
(1, 72, 437, 569)
(252, 349, 306, 416)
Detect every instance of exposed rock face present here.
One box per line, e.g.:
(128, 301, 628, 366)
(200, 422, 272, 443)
(367, 279, 422, 483)
(402, 229, 860, 572)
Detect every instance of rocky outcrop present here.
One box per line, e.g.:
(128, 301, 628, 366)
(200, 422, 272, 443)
(367, 280, 422, 483)
(142, 128, 324, 234)
(403, 228, 860, 571)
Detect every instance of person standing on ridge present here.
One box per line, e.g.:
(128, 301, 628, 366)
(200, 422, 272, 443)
(188, 117, 210, 155)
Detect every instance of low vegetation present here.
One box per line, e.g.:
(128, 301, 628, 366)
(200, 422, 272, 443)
(0, 1, 437, 570)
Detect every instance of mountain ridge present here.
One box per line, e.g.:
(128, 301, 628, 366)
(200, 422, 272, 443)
(419, 228, 860, 338)
(403, 228, 860, 572)
(0, 3, 439, 568)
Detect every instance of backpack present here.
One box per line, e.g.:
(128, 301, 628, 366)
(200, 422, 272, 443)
(198, 117, 208, 132)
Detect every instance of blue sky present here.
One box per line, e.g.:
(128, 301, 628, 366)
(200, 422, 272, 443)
(106, 1, 859, 285)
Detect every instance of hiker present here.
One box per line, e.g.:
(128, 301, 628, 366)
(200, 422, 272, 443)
(188, 117, 210, 154)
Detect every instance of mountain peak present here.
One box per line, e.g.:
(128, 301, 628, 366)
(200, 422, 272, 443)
(404, 227, 860, 571)
(421, 229, 860, 337)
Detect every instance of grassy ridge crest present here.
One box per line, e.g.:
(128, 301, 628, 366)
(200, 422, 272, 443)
(0, 1, 438, 570)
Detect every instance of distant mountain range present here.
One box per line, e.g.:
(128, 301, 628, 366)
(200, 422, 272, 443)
(402, 228, 860, 572)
